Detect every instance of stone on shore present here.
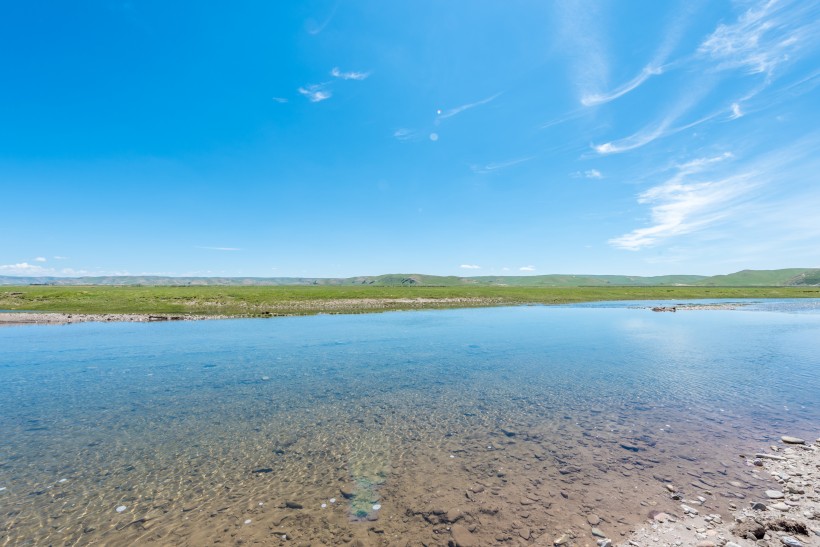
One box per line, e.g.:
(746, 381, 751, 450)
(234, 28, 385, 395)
(781, 436, 806, 445)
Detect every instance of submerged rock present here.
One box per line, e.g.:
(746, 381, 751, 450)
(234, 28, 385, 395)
(450, 524, 478, 547)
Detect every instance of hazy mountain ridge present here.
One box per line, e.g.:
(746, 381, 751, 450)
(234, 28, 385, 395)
(1, 269, 818, 287)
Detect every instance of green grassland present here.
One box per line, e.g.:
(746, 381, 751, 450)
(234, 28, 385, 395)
(2, 285, 819, 317)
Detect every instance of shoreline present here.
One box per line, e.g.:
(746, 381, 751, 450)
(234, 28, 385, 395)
(0, 299, 780, 325)
(611, 437, 820, 547)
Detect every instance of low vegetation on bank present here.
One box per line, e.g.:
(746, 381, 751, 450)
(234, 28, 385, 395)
(1, 285, 819, 317)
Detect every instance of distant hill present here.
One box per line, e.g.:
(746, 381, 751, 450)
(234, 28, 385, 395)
(2, 268, 819, 287)
(694, 268, 820, 287)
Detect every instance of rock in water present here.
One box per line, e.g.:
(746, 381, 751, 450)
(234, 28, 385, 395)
(781, 436, 806, 445)
(450, 524, 478, 547)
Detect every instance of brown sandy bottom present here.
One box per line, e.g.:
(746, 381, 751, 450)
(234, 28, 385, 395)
(1, 381, 801, 547)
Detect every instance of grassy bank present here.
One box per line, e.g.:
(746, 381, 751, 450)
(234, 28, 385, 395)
(1, 285, 819, 317)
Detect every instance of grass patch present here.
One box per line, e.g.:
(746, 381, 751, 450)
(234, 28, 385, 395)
(1, 285, 819, 317)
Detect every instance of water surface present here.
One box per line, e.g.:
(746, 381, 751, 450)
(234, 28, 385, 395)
(1, 301, 818, 545)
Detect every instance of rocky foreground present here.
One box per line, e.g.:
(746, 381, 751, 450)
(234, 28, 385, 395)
(610, 436, 820, 547)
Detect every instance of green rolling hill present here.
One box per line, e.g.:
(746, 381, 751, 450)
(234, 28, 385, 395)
(1, 268, 819, 287)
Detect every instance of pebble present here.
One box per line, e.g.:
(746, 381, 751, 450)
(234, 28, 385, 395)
(450, 524, 478, 547)
(591, 527, 606, 538)
(681, 504, 699, 515)
(587, 514, 601, 525)
(781, 536, 802, 547)
(751, 502, 768, 511)
(597, 540, 611, 547)
(766, 490, 785, 499)
(554, 533, 570, 545)
(372, 504, 381, 511)
(781, 436, 806, 445)
(696, 541, 715, 547)
(771, 502, 790, 511)
(0, 487, 6, 491)
(244, 519, 252, 525)
(665, 484, 676, 492)
(116, 505, 127, 513)
(285, 500, 303, 509)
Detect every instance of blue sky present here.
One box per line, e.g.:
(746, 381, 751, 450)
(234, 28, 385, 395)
(1, 0, 819, 278)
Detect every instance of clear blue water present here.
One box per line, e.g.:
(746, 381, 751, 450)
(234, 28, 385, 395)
(1, 301, 819, 545)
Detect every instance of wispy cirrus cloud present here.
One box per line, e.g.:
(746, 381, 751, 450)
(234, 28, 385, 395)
(34, 256, 47, 262)
(271, 97, 288, 104)
(196, 246, 241, 251)
(553, 1, 610, 99)
(437, 93, 501, 120)
(581, 2, 698, 106)
(519, 265, 536, 272)
(581, 65, 664, 106)
(331, 67, 370, 81)
(460, 264, 481, 270)
(470, 156, 534, 174)
(592, 84, 718, 155)
(298, 84, 332, 103)
(609, 152, 753, 251)
(393, 128, 420, 141)
(697, 0, 818, 76)
(305, 2, 338, 35)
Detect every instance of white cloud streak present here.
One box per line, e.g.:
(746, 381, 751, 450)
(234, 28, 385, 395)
(331, 67, 370, 81)
(519, 265, 536, 272)
(609, 153, 755, 250)
(470, 156, 535, 174)
(298, 84, 332, 102)
(393, 128, 419, 141)
(34, 256, 47, 262)
(581, 65, 663, 106)
(438, 93, 501, 120)
(592, 86, 719, 155)
(697, 0, 818, 76)
(460, 264, 481, 270)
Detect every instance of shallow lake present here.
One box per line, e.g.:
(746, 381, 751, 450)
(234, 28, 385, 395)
(1, 300, 819, 545)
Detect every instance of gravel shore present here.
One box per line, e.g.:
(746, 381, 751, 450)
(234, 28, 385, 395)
(0, 312, 226, 324)
(614, 437, 820, 547)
